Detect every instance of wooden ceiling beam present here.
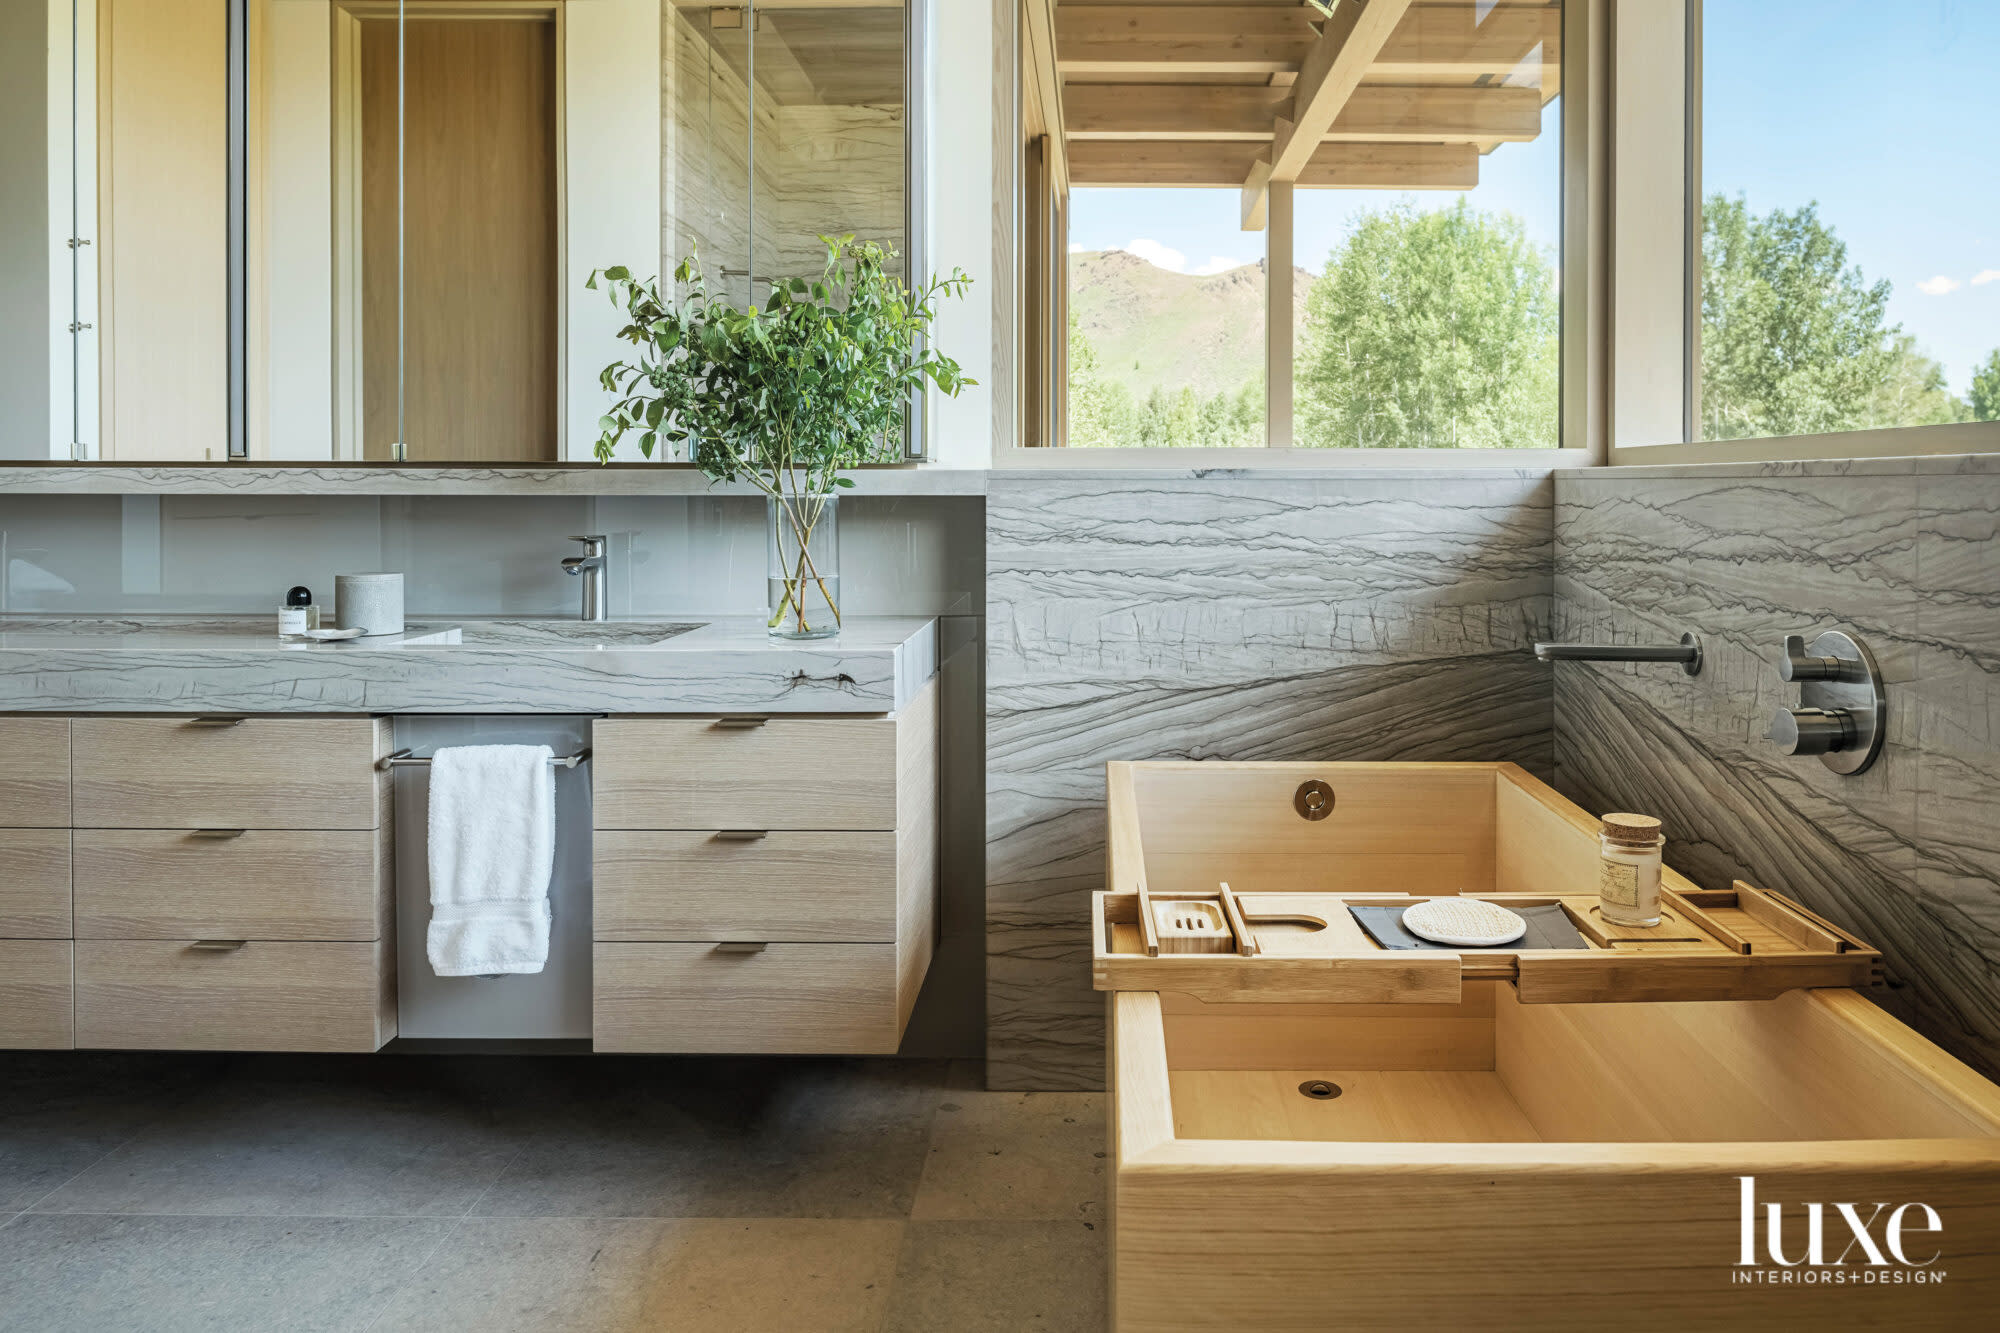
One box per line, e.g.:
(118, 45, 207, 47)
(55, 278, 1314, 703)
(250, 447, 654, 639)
(1372, 4, 1559, 80)
(1054, 3, 1558, 81)
(1270, 0, 1414, 178)
(1070, 139, 1478, 191)
(1295, 140, 1477, 189)
(1245, 0, 1412, 229)
(1065, 83, 1544, 145)
(1055, 4, 1316, 76)
(1064, 84, 1293, 140)
(1023, 0, 1070, 196)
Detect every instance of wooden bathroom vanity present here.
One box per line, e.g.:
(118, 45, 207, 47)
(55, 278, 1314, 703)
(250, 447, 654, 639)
(0, 616, 940, 1057)
(1099, 762, 2000, 1331)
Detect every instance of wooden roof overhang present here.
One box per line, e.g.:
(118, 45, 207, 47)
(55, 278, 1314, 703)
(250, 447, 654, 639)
(1046, 0, 1561, 227)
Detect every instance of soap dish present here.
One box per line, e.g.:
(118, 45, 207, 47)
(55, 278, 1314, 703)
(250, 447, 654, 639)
(304, 626, 366, 641)
(1152, 900, 1235, 954)
(1401, 898, 1527, 948)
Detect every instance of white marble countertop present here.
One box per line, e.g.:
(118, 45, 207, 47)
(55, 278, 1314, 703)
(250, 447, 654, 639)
(0, 463, 991, 497)
(0, 615, 938, 714)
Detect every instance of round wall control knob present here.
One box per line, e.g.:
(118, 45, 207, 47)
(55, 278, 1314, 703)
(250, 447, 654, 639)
(1767, 706, 1857, 757)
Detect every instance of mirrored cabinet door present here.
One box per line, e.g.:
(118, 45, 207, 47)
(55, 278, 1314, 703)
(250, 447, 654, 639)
(2, 0, 920, 466)
(666, 2, 907, 306)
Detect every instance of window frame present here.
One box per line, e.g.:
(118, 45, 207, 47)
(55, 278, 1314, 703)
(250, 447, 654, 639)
(1000, 0, 1599, 468)
(1605, 0, 2000, 465)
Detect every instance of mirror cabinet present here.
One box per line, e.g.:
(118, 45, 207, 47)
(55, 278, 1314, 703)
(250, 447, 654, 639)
(3, 0, 917, 465)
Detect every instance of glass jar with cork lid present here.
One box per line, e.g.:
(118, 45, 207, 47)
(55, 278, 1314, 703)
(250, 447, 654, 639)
(1598, 813, 1665, 927)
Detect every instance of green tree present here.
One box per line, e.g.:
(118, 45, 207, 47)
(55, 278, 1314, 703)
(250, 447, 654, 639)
(1066, 314, 1137, 447)
(1699, 195, 1908, 440)
(1295, 199, 1558, 449)
(1067, 315, 1261, 447)
(1971, 349, 2000, 422)
(1861, 335, 1971, 429)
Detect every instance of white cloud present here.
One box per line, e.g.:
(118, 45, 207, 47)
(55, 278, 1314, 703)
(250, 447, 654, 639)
(1068, 242, 1086, 254)
(1115, 239, 1248, 276)
(1973, 269, 2000, 287)
(1916, 274, 1962, 296)
(1122, 237, 1189, 272)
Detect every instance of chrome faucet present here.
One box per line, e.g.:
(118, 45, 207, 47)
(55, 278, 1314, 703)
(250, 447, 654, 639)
(560, 535, 609, 622)
(1532, 632, 1703, 676)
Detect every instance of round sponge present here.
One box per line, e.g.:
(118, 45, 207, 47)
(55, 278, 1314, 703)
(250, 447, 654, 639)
(1400, 898, 1528, 948)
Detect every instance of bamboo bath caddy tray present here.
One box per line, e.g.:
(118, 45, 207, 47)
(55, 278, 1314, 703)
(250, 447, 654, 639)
(1094, 760, 1882, 1006)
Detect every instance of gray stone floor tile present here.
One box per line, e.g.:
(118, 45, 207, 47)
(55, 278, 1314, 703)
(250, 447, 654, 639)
(882, 1219, 1108, 1333)
(371, 1217, 902, 1332)
(0, 1212, 448, 1333)
(912, 1091, 1106, 1221)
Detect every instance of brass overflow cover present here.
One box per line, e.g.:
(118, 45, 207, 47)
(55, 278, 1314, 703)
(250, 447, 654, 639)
(1294, 780, 1335, 821)
(1298, 1080, 1343, 1100)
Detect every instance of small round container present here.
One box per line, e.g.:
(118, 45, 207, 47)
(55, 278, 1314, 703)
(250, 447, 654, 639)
(1598, 812, 1665, 927)
(335, 572, 405, 637)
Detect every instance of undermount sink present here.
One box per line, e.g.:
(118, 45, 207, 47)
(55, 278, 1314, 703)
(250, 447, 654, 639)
(400, 619, 705, 649)
(0, 616, 705, 651)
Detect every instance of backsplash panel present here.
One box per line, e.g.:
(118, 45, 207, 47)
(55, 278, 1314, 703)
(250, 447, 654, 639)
(0, 494, 982, 621)
(1553, 459, 2000, 1079)
(985, 471, 1555, 1090)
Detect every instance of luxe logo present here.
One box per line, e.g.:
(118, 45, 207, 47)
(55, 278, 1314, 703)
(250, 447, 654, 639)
(1734, 1176, 1947, 1286)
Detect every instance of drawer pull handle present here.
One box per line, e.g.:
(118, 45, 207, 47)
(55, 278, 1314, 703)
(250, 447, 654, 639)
(190, 939, 247, 952)
(712, 717, 767, 731)
(190, 828, 247, 840)
(713, 941, 768, 955)
(188, 716, 247, 728)
(713, 830, 769, 842)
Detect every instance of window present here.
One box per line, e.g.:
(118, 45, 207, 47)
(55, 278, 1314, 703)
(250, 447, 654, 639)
(1066, 189, 1266, 448)
(1291, 80, 1563, 449)
(1026, 0, 1569, 451)
(1696, 0, 2000, 441)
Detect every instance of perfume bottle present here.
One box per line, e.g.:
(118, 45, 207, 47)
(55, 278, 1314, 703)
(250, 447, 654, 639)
(278, 586, 320, 640)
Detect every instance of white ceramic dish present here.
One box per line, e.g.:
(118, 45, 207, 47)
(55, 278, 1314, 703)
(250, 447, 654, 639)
(304, 626, 366, 641)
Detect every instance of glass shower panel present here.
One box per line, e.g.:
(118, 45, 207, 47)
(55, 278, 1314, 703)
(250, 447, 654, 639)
(748, 3, 907, 291)
(664, 5, 759, 309)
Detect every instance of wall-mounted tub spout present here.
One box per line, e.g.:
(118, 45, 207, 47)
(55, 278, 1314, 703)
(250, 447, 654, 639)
(1532, 632, 1703, 676)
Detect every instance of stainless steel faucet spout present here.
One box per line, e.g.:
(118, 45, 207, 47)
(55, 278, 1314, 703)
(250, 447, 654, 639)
(562, 535, 609, 622)
(1531, 631, 1703, 676)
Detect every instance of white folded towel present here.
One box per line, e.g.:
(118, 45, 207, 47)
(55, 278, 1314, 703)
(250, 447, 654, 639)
(426, 744, 555, 977)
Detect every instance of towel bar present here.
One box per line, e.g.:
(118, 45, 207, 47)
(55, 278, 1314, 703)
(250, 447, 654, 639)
(378, 747, 591, 771)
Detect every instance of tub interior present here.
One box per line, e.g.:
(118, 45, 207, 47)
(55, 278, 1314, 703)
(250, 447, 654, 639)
(1161, 983, 2000, 1145)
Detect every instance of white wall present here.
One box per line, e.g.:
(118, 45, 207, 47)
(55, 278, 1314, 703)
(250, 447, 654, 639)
(260, 0, 334, 460)
(926, 0, 997, 468)
(565, 0, 661, 462)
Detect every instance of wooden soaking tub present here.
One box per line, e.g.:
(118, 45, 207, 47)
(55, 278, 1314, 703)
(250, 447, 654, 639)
(1099, 762, 2000, 1331)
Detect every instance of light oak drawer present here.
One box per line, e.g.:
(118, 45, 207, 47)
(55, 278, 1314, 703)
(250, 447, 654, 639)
(0, 717, 71, 827)
(593, 942, 901, 1054)
(0, 940, 73, 1048)
(73, 829, 388, 941)
(0, 829, 71, 937)
(593, 716, 898, 830)
(594, 830, 897, 942)
(75, 939, 394, 1052)
(73, 716, 387, 830)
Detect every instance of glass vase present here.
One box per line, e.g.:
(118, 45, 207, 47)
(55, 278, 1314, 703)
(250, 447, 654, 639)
(767, 492, 841, 639)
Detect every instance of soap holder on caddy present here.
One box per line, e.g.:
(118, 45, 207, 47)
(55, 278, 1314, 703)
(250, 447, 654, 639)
(1143, 882, 1260, 957)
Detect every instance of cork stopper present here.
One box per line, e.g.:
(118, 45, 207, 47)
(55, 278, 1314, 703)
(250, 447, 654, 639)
(1601, 812, 1663, 845)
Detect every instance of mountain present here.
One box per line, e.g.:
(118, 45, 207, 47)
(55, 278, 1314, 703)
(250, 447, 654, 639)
(1068, 250, 1314, 398)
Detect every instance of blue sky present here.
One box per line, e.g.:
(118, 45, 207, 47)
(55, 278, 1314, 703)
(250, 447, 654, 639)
(1070, 0, 1998, 394)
